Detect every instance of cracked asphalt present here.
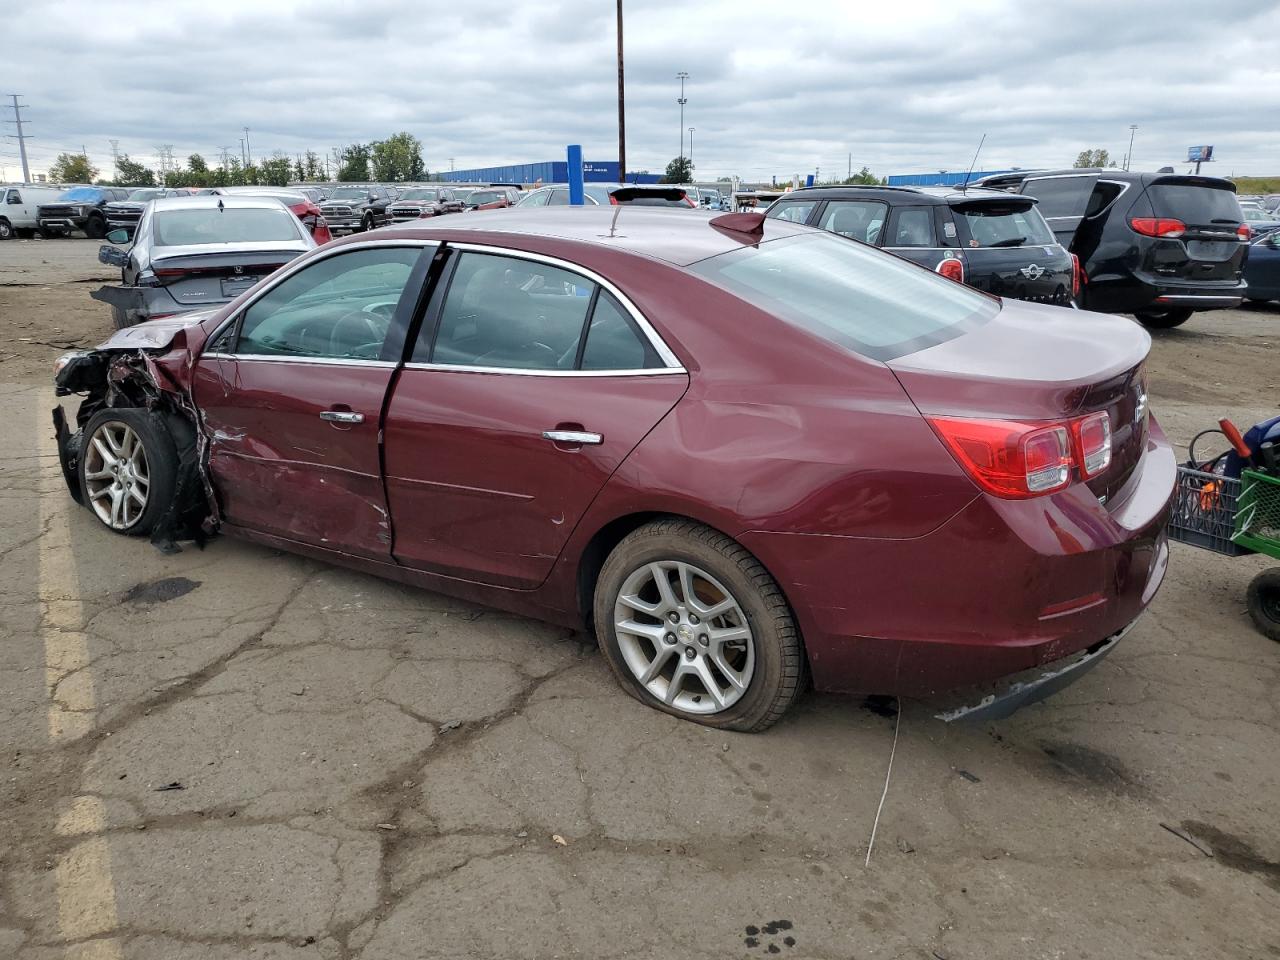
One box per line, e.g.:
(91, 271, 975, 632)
(2, 238, 1279, 959)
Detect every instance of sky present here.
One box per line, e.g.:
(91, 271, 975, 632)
(4, 0, 1279, 184)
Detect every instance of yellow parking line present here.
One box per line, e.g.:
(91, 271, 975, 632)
(38, 398, 124, 955)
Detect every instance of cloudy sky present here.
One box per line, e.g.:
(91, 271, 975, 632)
(4, 0, 1279, 183)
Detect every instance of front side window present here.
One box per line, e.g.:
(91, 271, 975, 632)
(817, 200, 888, 244)
(766, 200, 817, 224)
(517, 189, 550, 208)
(689, 233, 998, 361)
(236, 247, 422, 360)
(1020, 176, 1093, 220)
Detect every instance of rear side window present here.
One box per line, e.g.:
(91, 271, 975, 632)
(954, 203, 1055, 247)
(1020, 177, 1093, 220)
(885, 207, 935, 247)
(689, 233, 999, 361)
(579, 293, 662, 370)
(766, 200, 817, 224)
(816, 200, 888, 244)
(1146, 183, 1242, 223)
(545, 189, 570, 206)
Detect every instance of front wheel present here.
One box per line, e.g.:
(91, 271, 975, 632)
(1134, 307, 1193, 328)
(593, 518, 806, 732)
(78, 408, 179, 536)
(361, 212, 375, 232)
(0, 218, 13, 240)
(83, 215, 107, 239)
(1246, 569, 1280, 642)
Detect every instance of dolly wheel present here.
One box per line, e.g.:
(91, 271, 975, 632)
(1246, 568, 1280, 642)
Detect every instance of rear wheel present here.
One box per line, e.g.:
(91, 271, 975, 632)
(1246, 569, 1280, 642)
(1134, 307, 1193, 329)
(78, 408, 179, 537)
(593, 518, 806, 732)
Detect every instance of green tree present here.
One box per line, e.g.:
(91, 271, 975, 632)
(48, 152, 98, 184)
(302, 150, 325, 181)
(842, 166, 881, 185)
(371, 132, 426, 182)
(336, 143, 371, 182)
(1074, 148, 1114, 169)
(660, 156, 694, 183)
(258, 152, 294, 186)
(114, 155, 155, 187)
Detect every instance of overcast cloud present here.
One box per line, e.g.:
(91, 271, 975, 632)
(4, 0, 1279, 182)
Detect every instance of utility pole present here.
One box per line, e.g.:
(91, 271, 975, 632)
(109, 139, 120, 182)
(688, 127, 695, 176)
(676, 71, 689, 175)
(616, 0, 626, 183)
(449, 157, 455, 172)
(239, 139, 246, 167)
(218, 145, 233, 169)
(1125, 124, 1138, 172)
(848, 153, 852, 180)
(243, 127, 252, 166)
(4, 95, 32, 183)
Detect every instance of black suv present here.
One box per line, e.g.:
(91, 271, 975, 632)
(318, 184, 396, 234)
(765, 185, 1077, 307)
(36, 186, 132, 239)
(973, 170, 1247, 327)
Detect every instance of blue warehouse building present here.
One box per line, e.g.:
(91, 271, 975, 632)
(441, 160, 662, 185)
(886, 169, 1020, 187)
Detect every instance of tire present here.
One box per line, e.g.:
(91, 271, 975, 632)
(0, 218, 12, 240)
(15, 227, 34, 239)
(83, 214, 107, 239)
(36, 224, 64, 239)
(361, 212, 375, 233)
(1246, 569, 1280, 643)
(1134, 307, 1193, 329)
(593, 518, 806, 732)
(78, 408, 179, 537)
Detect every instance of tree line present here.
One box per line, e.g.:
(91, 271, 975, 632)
(45, 132, 431, 188)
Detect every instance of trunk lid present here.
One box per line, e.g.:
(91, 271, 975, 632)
(1136, 177, 1246, 283)
(148, 246, 305, 306)
(887, 300, 1150, 503)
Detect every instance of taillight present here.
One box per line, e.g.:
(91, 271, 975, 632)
(1237, 223, 1251, 240)
(1072, 412, 1112, 477)
(1070, 253, 1082, 299)
(1129, 217, 1186, 238)
(927, 411, 1115, 499)
(608, 194, 620, 205)
(934, 256, 964, 283)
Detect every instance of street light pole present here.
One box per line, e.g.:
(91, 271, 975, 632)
(688, 127, 695, 176)
(1125, 124, 1138, 172)
(676, 71, 689, 176)
(616, 0, 626, 183)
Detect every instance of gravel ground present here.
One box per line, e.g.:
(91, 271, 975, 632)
(0, 237, 1277, 960)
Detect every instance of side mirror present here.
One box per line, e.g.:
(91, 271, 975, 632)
(98, 244, 129, 267)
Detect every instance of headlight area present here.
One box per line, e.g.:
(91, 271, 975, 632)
(53, 350, 92, 379)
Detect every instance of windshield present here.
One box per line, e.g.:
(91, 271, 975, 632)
(956, 202, 1055, 247)
(58, 187, 100, 201)
(688, 233, 998, 361)
(397, 189, 435, 201)
(329, 187, 371, 200)
(467, 190, 503, 205)
(1243, 207, 1271, 223)
(127, 189, 166, 202)
(153, 207, 303, 246)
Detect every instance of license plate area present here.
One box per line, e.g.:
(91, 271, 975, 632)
(220, 276, 258, 298)
(1186, 239, 1235, 262)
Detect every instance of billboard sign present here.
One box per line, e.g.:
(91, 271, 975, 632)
(1187, 145, 1214, 163)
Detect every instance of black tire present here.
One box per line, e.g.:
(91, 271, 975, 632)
(78, 408, 180, 537)
(593, 518, 806, 732)
(36, 224, 64, 239)
(0, 218, 12, 240)
(1134, 307, 1193, 329)
(361, 212, 375, 233)
(83, 214, 107, 239)
(1246, 569, 1280, 643)
(14, 227, 35, 239)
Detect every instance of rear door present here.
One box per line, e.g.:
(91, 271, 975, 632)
(1138, 177, 1246, 282)
(191, 243, 431, 558)
(383, 245, 689, 588)
(1017, 173, 1098, 246)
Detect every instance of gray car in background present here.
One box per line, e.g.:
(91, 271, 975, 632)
(91, 195, 316, 328)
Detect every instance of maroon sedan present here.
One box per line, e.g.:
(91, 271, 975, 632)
(52, 207, 1176, 731)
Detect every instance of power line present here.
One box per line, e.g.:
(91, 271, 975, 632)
(4, 94, 32, 182)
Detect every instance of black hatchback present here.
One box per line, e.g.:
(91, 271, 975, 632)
(975, 170, 1248, 328)
(764, 185, 1078, 307)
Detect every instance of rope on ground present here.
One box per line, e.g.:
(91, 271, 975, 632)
(864, 697, 901, 868)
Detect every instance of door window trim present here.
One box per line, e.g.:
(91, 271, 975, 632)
(402, 241, 685, 377)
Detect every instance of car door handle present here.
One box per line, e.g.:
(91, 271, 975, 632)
(320, 410, 364, 424)
(542, 429, 602, 445)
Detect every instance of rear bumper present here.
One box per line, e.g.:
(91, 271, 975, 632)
(1087, 274, 1246, 313)
(739, 415, 1177, 702)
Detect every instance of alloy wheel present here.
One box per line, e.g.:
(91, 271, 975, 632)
(613, 560, 756, 714)
(83, 421, 150, 530)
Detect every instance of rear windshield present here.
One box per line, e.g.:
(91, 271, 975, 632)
(154, 208, 302, 246)
(618, 195, 688, 207)
(688, 233, 999, 361)
(955, 202, 1056, 247)
(1147, 183, 1241, 223)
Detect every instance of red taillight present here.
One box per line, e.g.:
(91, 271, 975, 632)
(1070, 253, 1083, 299)
(608, 194, 620, 205)
(934, 256, 964, 283)
(1072, 412, 1112, 478)
(1237, 223, 1251, 240)
(1129, 217, 1186, 238)
(927, 411, 1116, 499)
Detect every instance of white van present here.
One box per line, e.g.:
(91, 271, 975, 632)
(0, 184, 73, 239)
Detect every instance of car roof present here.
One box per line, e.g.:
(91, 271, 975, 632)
(149, 195, 297, 211)
(787, 184, 1027, 204)
(219, 186, 305, 199)
(355, 206, 813, 266)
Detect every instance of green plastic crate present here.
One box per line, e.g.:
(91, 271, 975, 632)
(1234, 469, 1280, 561)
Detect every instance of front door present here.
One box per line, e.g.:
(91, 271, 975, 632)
(383, 248, 688, 588)
(192, 243, 430, 559)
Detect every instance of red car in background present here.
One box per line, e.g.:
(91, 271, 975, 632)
(52, 207, 1175, 731)
(460, 187, 521, 211)
(214, 187, 332, 244)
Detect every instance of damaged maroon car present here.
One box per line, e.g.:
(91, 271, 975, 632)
(52, 207, 1176, 731)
